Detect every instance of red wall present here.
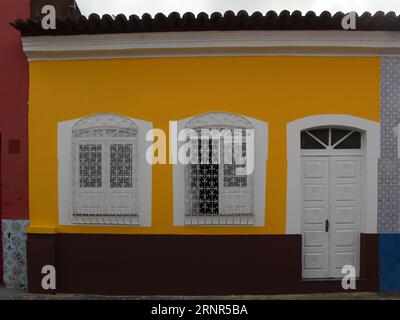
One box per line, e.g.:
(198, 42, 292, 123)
(0, 0, 30, 220)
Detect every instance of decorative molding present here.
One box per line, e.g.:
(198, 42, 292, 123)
(286, 115, 380, 235)
(22, 30, 400, 61)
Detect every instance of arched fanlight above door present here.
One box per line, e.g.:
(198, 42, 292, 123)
(301, 127, 362, 150)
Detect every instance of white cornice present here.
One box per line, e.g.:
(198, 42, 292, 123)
(22, 30, 400, 61)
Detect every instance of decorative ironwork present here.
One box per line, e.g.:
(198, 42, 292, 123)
(110, 144, 133, 188)
(79, 144, 102, 188)
(186, 112, 253, 129)
(74, 128, 136, 138)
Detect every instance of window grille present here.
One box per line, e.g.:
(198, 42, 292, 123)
(184, 112, 255, 226)
(79, 144, 102, 188)
(110, 144, 133, 188)
(71, 114, 139, 225)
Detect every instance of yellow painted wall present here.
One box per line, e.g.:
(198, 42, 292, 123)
(28, 56, 380, 235)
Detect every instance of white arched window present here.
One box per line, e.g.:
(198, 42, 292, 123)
(184, 112, 255, 225)
(71, 113, 138, 225)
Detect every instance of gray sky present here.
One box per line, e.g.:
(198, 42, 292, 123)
(76, 0, 400, 17)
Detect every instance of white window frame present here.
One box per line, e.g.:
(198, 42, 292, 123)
(58, 113, 153, 227)
(286, 115, 380, 235)
(173, 112, 268, 226)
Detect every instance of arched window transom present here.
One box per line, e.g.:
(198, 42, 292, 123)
(301, 127, 362, 150)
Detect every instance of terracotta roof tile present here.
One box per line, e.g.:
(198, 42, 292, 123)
(12, 10, 400, 36)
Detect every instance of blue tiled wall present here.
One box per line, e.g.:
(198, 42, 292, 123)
(380, 234, 400, 292)
(379, 57, 400, 292)
(379, 57, 400, 233)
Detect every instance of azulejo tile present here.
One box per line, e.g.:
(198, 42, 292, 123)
(379, 57, 400, 233)
(1, 219, 29, 289)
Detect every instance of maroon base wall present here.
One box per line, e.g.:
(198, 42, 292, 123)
(27, 234, 379, 295)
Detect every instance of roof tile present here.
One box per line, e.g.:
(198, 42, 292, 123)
(12, 10, 400, 36)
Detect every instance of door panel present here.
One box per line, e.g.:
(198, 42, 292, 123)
(329, 156, 361, 278)
(219, 139, 253, 224)
(220, 190, 251, 214)
(302, 157, 330, 278)
(302, 155, 362, 279)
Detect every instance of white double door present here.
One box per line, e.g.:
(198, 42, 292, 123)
(302, 155, 362, 279)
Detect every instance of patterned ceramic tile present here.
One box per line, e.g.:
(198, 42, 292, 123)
(379, 57, 400, 233)
(1, 219, 29, 289)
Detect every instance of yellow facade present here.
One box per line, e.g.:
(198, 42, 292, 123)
(28, 56, 380, 235)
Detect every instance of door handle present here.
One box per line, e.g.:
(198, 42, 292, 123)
(325, 219, 330, 232)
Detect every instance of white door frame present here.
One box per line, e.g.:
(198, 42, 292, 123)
(286, 115, 380, 235)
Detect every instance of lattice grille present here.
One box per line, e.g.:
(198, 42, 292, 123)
(79, 144, 102, 188)
(75, 128, 136, 138)
(110, 144, 133, 188)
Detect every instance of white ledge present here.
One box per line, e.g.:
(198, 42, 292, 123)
(22, 30, 400, 61)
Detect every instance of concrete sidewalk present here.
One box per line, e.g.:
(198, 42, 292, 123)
(21, 292, 400, 300)
(0, 285, 24, 300)
(1, 286, 400, 300)
(0, 289, 400, 301)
